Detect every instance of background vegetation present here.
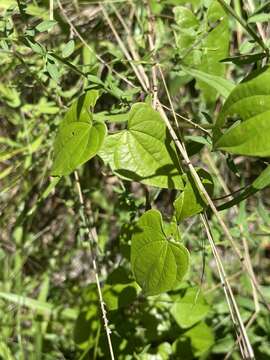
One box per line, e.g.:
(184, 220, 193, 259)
(0, 0, 270, 359)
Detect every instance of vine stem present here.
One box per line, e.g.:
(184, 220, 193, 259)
(74, 171, 115, 360)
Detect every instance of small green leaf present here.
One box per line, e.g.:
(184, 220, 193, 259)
(27, 39, 45, 55)
(174, 6, 199, 29)
(253, 165, 270, 190)
(182, 67, 234, 99)
(170, 287, 209, 328)
(221, 53, 266, 66)
(215, 113, 270, 157)
(131, 209, 189, 296)
(248, 13, 270, 23)
(46, 60, 59, 81)
(62, 40, 75, 58)
(174, 169, 213, 222)
(184, 321, 214, 356)
(98, 103, 184, 189)
(36, 20, 57, 32)
(51, 91, 106, 176)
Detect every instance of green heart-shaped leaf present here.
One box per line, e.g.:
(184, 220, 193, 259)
(131, 209, 189, 296)
(51, 91, 106, 176)
(214, 67, 270, 156)
(98, 103, 184, 189)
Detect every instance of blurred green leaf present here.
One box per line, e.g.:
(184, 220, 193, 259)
(170, 287, 209, 328)
(36, 20, 57, 32)
(197, 1, 229, 103)
(62, 40, 75, 58)
(183, 67, 234, 98)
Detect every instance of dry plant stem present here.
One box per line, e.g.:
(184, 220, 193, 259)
(101, 5, 149, 92)
(57, 0, 136, 89)
(160, 103, 210, 134)
(74, 171, 115, 360)
(233, 0, 243, 47)
(100, 3, 211, 134)
(201, 214, 255, 360)
(145, 0, 158, 108)
(110, 3, 150, 90)
(205, 271, 243, 294)
(246, 0, 266, 42)
(50, 0, 54, 20)
(204, 150, 269, 311)
(204, 150, 264, 358)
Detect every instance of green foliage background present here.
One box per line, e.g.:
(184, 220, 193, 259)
(0, 0, 270, 359)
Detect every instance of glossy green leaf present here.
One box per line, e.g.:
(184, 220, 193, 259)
(215, 67, 270, 129)
(98, 103, 184, 189)
(215, 112, 270, 157)
(170, 287, 209, 328)
(64, 90, 100, 124)
(197, 1, 229, 103)
(51, 91, 106, 176)
(131, 210, 189, 296)
(214, 67, 270, 156)
(248, 13, 270, 23)
(174, 169, 213, 222)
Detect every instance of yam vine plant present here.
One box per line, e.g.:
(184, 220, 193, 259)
(1, 0, 270, 359)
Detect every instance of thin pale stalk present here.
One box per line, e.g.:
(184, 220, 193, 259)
(145, 0, 158, 107)
(201, 214, 254, 360)
(57, 0, 136, 89)
(110, 3, 150, 90)
(74, 171, 115, 360)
